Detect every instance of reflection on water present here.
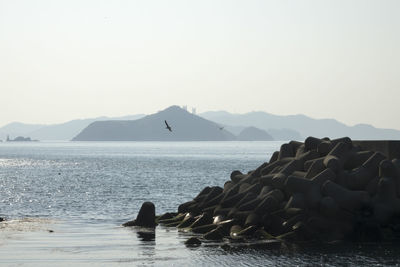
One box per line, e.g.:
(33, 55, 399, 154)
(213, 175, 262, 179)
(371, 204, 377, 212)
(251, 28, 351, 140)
(0, 218, 400, 266)
(137, 230, 156, 242)
(1, 142, 400, 266)
(0, 217, 55, 232)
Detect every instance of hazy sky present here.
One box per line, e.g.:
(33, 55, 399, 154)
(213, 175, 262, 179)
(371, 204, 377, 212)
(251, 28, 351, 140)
(1, 0, 399, 129)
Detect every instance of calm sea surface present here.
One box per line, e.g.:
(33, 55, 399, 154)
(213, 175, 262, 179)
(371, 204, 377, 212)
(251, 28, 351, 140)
(0, 141, 399, 266)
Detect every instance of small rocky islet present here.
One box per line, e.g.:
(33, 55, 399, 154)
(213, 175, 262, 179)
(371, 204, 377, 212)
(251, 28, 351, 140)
(124, 136, 400, 246)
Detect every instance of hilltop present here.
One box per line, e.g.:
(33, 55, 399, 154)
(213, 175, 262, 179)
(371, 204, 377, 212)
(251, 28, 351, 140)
(0, 114, 145, 141)
(2, 107, 400, 141)
(72, 106, 236, 141)
(200, 111, 400, 140)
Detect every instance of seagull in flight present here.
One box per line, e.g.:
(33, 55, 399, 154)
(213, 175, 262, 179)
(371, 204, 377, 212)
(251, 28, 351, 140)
(165, 120, 172, 132)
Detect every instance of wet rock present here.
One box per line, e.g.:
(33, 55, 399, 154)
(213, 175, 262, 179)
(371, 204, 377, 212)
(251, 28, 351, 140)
(185, 237, 201, 246)
(278, 143, 295, 160)
(193, 186, 212, 201)
(158, 137, 400, 244)
(285, 193, 306, 210)
(203, 226, 224, 240)
(373, 177, 400, 224)
(262, 213, 286, 236)
(322, 180, 371, 213)
(178, 200, 197, 214)
(244, 213, 260, 227)
(223, 181, 234, 192)
(340, 152, 385, 190)
(290, 141, 304, 155)
(269, 151, 280, 163)
(123, 201, 156, 227)
(230, 225, 243, 239)
(254, 190, 284, 215)
(177, 213, 196, 228)
(323, 142, 351, 173)
(253, 228, 275, 240)
(305, 136, 325, 151)
(156, 212, 176, 223)
(285, 168, 335, 209)
(237, 225, 258, 236)
(189, 213, 213, 228)
(213, 215, 224, 224)
(192, 224, 218, 234)
(305, 158, 325, 178)
(157, 213, 185, 225)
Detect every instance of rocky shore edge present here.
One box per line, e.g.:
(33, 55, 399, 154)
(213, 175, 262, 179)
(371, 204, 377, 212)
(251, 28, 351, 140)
(124, 136, 400, 247)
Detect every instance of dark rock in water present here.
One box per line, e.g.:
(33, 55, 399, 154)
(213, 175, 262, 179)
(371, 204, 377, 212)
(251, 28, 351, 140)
(285, 193, 306, 210)
(230, 225, 243, 239)
(244, 213, 260, 227)
(123, 201, 156, 227)
(157, 213, 185, 225)
(322, 180, 371, 212)
(194, 186, 212, 201)
(192, 223, 218, 234)
(157, 137, 400, 244)
(230, 170, 243, 183)
(269, 151, 279, 164)
(278, 143, 295, 160)
(185, 237, 201, 246)
(237, 225, 258, 237)
(323, 142, 351, 173)
(189, 213, 213, 228)
(0, 217, 5, 222)
(223, 181, 234, 192)
(213, 215, 224, 224)
(285, 168, 335, 209)
(203, 226, 224, 240)
(253, 228, 275, 240)
(372, 177, 400, 224)
(156, 212, 176, 223)
(304, 158, 325, 178)
(305, 136, 326, 151)
(177, 213, 196, 228)
(178, 200, 197, 214)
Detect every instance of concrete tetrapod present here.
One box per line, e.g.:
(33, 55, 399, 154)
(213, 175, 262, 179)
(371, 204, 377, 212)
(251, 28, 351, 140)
(123, 201, 157, 227)
(154, 137, 400, 245)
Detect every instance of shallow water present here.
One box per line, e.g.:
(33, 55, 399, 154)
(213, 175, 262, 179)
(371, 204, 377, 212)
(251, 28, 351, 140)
(0, 141, 399, 266)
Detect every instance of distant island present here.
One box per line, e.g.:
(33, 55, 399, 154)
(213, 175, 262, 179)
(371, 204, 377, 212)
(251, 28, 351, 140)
(200, 111, 400, 140)
(72, 106, 280, 141)
(2, 105, 400, 141)
(237, 126, 273, 141)
(72, 106, 238, 141)
(6, 135, 38, 142)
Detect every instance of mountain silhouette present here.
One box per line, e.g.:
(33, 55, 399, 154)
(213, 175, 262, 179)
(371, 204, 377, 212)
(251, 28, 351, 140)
(0, 115, 145, 141)
(237, 127, 274, 141)
(72, 106, 236, 141)
(200, 111, 400, 140)
(3, 108, 400, 141)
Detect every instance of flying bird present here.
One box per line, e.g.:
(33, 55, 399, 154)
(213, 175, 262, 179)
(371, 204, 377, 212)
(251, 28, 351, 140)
(219, 126, 224, 130)
(165, 120, 172, 132)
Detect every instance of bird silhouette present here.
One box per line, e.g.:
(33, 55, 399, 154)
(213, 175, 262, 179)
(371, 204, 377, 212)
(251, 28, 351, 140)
(165, 120, 172, 132)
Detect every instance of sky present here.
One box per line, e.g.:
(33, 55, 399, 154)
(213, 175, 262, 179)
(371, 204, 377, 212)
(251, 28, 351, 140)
(0, 0, 399, 129)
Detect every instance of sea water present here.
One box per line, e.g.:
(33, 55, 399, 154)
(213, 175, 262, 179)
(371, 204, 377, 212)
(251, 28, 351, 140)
(0, 141, 399, 266)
